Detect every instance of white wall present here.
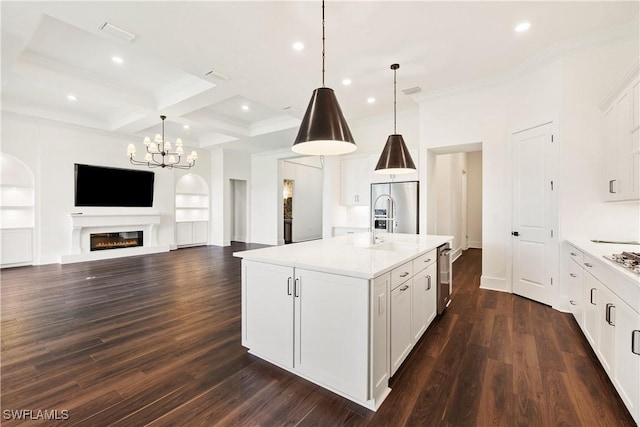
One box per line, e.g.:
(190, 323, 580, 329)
(1, 112, 210, 264)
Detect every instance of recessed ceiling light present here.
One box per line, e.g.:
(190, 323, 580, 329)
(292, 42, 304, 51)
(112, 56, 124, 64)
(241, 105, 250, 111)
(342, 78, 352, 86)
(367, 97, 376, 104)
(515, 22, 531, 33)
(183, 124, 190, 129)
(67, 94, 77, 101)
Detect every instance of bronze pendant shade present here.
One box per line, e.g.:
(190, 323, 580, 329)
(375, 134, 416, 174)
(292, 87, 356, 155)
(374, 63, 416, 174)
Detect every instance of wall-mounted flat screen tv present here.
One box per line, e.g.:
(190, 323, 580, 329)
(74, 164, 155, 207)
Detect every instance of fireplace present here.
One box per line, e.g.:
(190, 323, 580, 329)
(90, 231, 143, 251)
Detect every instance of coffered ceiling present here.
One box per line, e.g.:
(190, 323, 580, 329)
(1, 1, 638, 153)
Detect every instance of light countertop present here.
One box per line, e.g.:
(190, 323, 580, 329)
(567, 239, 640, 284)
(233, 233, 453, 279)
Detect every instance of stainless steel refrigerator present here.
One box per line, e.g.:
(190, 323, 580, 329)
(370, 181, 419, 234)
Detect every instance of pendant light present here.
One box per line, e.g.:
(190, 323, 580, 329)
(374, 64, 416, 174)
(292, 0, 356, 156)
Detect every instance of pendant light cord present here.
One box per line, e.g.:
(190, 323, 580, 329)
(322, 0, 325, 87)
(393, 66, 397, 134)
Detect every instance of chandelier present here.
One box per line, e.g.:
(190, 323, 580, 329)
(127, 115, 198, 169)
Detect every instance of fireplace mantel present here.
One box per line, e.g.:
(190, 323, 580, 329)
(60, 213, 169, 264)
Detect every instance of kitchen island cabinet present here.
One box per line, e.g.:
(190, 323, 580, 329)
(234, 232, 452, 411)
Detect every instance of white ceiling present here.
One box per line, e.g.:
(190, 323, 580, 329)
(2, 1, 638, 153)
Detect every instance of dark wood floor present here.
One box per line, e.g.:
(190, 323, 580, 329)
(1, 244, 635, 426)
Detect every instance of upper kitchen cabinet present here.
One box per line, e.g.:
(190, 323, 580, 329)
(601, 59, 639, 202)
(341, 156, 371, 206)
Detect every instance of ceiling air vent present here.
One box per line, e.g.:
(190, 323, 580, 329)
(402, 86, 422, 95)
(204, 69, 230, 81)
(100, 22, 137, 42)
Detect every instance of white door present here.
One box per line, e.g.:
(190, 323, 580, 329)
(512, 123, 555, 306)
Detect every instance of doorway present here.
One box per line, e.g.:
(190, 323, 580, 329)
(283, 179, 293, 244)
(434, 149, 483, 261)
(230, 179, 248, 243)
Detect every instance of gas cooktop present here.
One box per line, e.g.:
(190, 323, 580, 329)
(603, 251, 640, 275)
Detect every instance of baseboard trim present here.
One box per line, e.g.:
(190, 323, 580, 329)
(480, 275, 509, 293)
(451, 247, 462, 263)
(468, 241, 482, 249)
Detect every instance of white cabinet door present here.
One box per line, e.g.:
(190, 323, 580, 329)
(596, 282, 616, 376)
(567, 258, 584, 328)
(614, 299, 640, 424)
(1, 228, 33, 266)
(192, 221, 208, 244)
(294, 268, 369, 401)
(341, 157, 370, 206)
(583, 272, 599, 348)
(424, 263, 438, 327)
(242, 261, 294, 369)
(390, 280, 412, 375)
(176, 222, 194, 246)
(411, 274, 427, 343)
(371, 273, 390, 400)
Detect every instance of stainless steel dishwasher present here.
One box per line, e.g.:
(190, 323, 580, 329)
(437, 243, 452, 314)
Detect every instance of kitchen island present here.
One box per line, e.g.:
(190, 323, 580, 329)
(233, 232, 453, 410)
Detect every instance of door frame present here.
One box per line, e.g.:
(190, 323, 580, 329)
(507, 118, 560, 308)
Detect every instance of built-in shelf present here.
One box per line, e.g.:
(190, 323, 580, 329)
(175, 174, 209, 247)
(1, 153, 35, 267)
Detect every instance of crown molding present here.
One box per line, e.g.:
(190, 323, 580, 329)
(598, 57, 640, 111)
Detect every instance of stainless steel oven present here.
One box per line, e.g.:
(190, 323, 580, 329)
(437, 243, 452, 314)
(373, 209, 388, 230)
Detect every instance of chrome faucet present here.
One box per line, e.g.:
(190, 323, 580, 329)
(371, 193, 397, 244)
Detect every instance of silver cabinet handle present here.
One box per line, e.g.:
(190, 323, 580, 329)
(424, 258, 431, 263)
(287, 277, 292, 296)
(609, 179, 617, 194)
(570, 252, 578, 257)
(584, 263, 593, 268)
(400, 272, 409, 278)
(569, 300, 576, 306)
(605, 303, 615, 326)
(569, 273, 577, 278)
(400, 285, 409, 291)
(590, 288, 596, 305)
(632, 330, 640, 355)
(426, 275, 431, 291)
(294, 278, 300, 298)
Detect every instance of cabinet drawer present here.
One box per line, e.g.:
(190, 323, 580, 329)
(413, 249, 437, 274)
(391, 261, 413, 290)
(567, 245, 584, 264)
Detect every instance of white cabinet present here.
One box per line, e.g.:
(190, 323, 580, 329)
(341, 156, 370, 206)
(601, 61, 639, 201)
(565, 242, 640, 424)
(391, 248, 438, 375)
(1, 228, 33, 267)
(176, 221, 208, 247)
(242, 260, 371, 403)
